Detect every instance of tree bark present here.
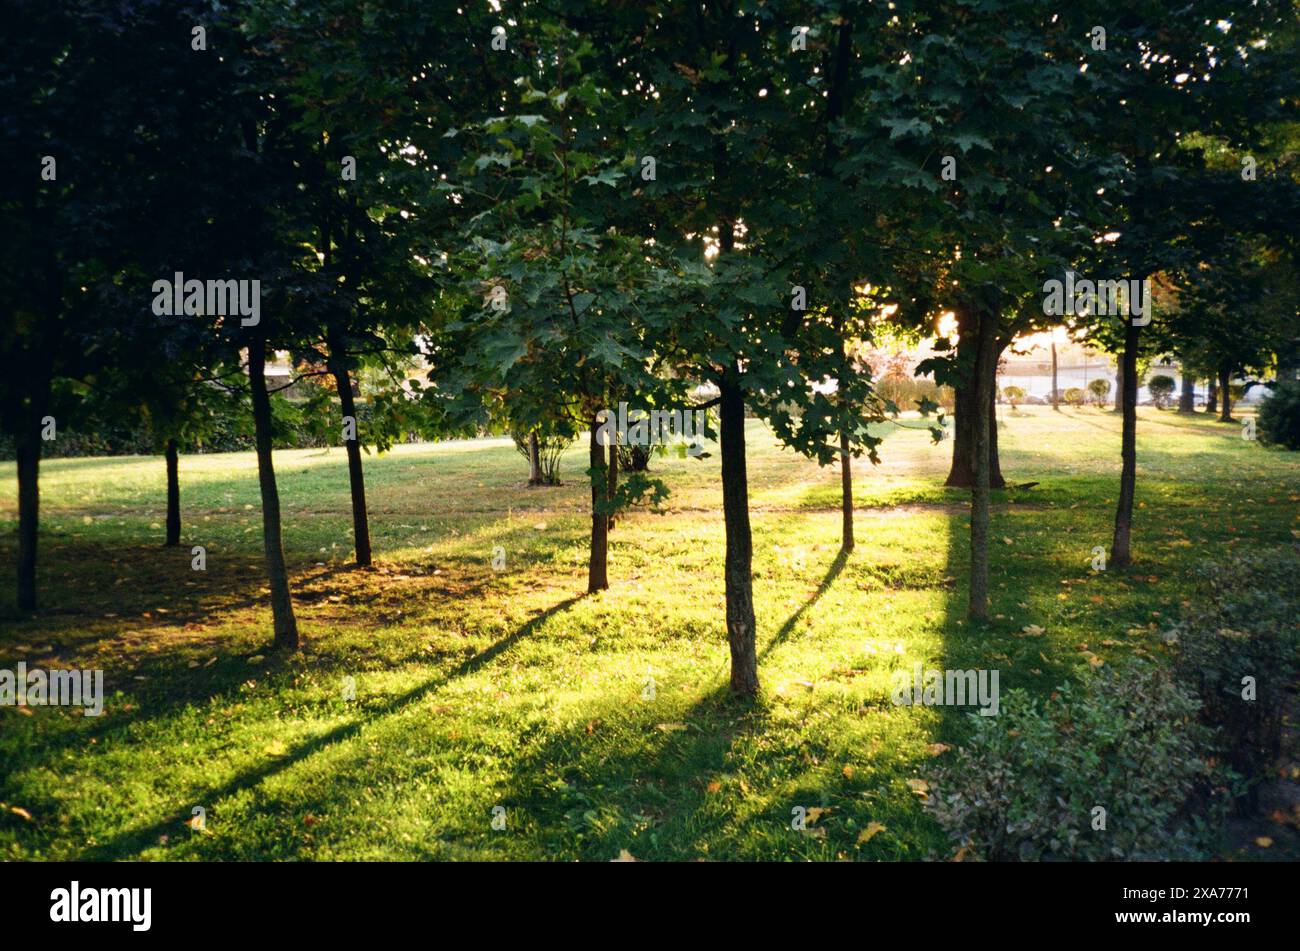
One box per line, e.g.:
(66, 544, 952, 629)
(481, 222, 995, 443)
(330, 359, 372, 567)
(946, 323, 1006, 488)
(1217, 367, 1233, 422)
(247, 341, 300, 650)
(606, 431, 618, 532)
(528, 431, 542, 485)
(165, 437, 181, 546)
(968, 308, 997, 621)
(15, 424, 41, 612)
(719, 377, 758, 694)
(1177, 371, 1195, 413)
(1113, 359, 1125, 414)
(1050, 340, 1060, 411)
(587, 415, 609, 593)
(839, 429, 854, 553)
(1207, 378, 1218, 414)
(1110, 321, 1141, 568)
(834, 309, 854, 553)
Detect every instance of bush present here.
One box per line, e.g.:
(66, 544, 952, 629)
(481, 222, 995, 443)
(1258, 380, 1300, 450)
(1063, 387, 1084, 407)
(926, 663, 1229, 861)
(511, 430, 569, 485)
(1001, 385, 1026, 409)
(618, 442, 652, 472)
(1086, 378, 1110, 406)
(1173, 545, 1300, 810)
(1148, 374, 1176, 409)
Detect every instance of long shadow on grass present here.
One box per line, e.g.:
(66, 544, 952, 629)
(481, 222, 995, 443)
(759, 548, 848, 661)
(73, 594, 582, 860)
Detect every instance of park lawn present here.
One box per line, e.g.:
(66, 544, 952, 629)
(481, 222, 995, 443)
(0, 405, 1297, 861)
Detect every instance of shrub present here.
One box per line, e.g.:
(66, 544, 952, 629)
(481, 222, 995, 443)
(1172, 545, 1300, 810)
(511, 430, 569, 485)
(1001, 385, 1026, 409)
(1258, 380, 1300, 450)
(1086, 378, 1110, 406)
(617, 442, 652, 472)
(1148, 374, 1176, 409)
(926, 663, 1229, 861)
(1063, 387, 1084, 407)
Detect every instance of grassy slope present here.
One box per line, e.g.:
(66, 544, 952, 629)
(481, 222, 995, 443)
(0, 406, 1296, 861)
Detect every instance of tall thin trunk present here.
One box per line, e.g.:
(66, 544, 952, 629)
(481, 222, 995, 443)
(839, 429, 854, 553)
(1217, 367, 1233, 422)
(720, 377, 758, 694)
(1207, 378, 1218, 415)
(247, 342, 300, 650)
(1113, 359, 1125, 414)
(587, 415, 609, 593)
(165, 437, 180, 546)
(1050, 340, 1060, 411)
(330, 359, 372, 567)
(968, 308, 997, 621)
(528, 431, 542, 485)
(1110, 321, 1141, 567)
(834, 310, 854, 553)
(15, 424, 41, 612)
(606, 433, 618, 531)
(1177, 371, 1195, 413)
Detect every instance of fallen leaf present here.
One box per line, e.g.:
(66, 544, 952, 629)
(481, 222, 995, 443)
(611, 849, 638, 862)
(1255, 836, 1273, 848)
(857, 821, 886, 845)
(10, 806, 33, 821)
(926, 743, 952, 757)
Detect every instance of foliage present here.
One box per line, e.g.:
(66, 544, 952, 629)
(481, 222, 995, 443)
(1086, 379, 1111, 406)
(511, 430, 571, 486)
(1001, 385, 1026, 409)
(1173, 545, 1300, 806)
(1063, 387, 1086, 407)
(926, 664, 1229, 861)
(1148, 374, 1177, 408)
(1257, 380, 1300, 449)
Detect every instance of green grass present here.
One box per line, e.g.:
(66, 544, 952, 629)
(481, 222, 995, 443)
(1, 405, 1296, 861)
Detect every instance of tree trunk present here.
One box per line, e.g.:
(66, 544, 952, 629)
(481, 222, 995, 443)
(1217, 367, 1233, 422)
(1207, 378, 1218, 414)
(606, 432, 618, 532)
(528, 431, 542, 486)
(839, 429, 854, 553)
(1110, 321, 1141, 568)
(1177, 371, 1195, 413)
(587, 415, 609, 593)
(946, 326, 1006, 488)
(165, 437, 181, 546)
(330, 360, 372, 567)
(1113, 359, 1125, 414)
(247, 342, 300, 650)
(15, 425, 41, 612)
(834, 308, 854, 553)
(968, 308, 997, 621)
(719, 377, 758, 694)
(1050, 340, 1060, 411)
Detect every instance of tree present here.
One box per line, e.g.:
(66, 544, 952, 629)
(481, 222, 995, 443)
(0, 0, 235, 611)
(1148, 374, 1176, 409)
(1087, 378, 1112, 407)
